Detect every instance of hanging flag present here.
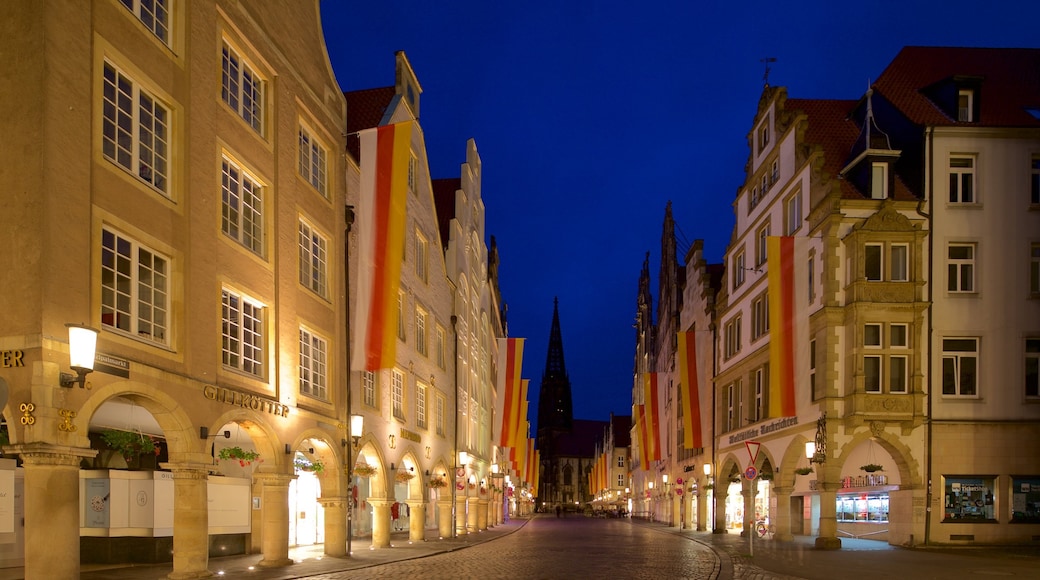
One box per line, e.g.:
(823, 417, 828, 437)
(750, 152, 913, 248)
(352, 121, 414, 371)
(635, 404, 650, 471)
(643, 373, 664, 462)
(677, 331, 703, 449)
(767, 236, 809, 417)
(494, 338, 525, 448)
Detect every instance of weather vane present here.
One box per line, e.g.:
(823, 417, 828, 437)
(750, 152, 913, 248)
(761, 57, 777, 87)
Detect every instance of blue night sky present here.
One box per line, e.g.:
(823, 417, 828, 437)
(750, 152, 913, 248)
(320, 0, 1039, 432)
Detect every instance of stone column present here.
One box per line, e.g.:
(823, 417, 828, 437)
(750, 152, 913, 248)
(255, 473, 294, 567)
(476, 497, 489, 530)
(815, 476, 842, 549)
(153, 462, 214, 579)
(713, 488, 726, 533)
(406, 500, 426, 542)
(455, 493, 468, 535)
(695, 483, 707, 531)
(741, 485, 753, 537)
(369, 498, 392, 548)
(772, 485, 793, 541)
(318, 497, 347, 557)
(437, 497, 454, 538)
(466, 496, 479, 532)
(16, 444, 96, 580)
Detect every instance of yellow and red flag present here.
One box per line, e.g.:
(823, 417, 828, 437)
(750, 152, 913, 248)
(352, 121, 414, 371)
(677, 331, 703, 449)
(642, 373, 665, 462)
(495, 338, 525, 448)
(635, 404, 649, 471)
(767, 236, 809, 417)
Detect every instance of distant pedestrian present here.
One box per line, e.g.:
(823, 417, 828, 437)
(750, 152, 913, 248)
(391, 501, 400, 530)
(555, 505, 561, 518)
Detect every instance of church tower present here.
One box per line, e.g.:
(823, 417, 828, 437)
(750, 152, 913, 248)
(537, 297, 573, 441)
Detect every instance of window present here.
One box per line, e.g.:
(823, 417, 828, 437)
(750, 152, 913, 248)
(871, 162, 888, 200)
(864, 323, 909, 394)
(837, 494, 889, 523)
(617, 455, 625, 468)
(809, 339, 817, 400)
(733, 250, 746, 289)
(785, 192, 801, 235)
(726, 383, 736, 432)
(298, 124, 327, 196)
(865, 244, 883, 281)
(362, 371, 377, 407)
(299, 327, 327, 400)
(891, 324, 908, 348)
(436, 325, 446, 368)
(949, 157, 975, 203)
(756, 223, 770, 266)
(102, 62, 169, 194)
(222, 288, 264, 377)
(957, 90, 974, 122)
(416, 383, 427, 428)
(1030, 243, 1040, 295)
(1011, 476, 1040, 522)
(864, 323, 882, 347)
(397, 292, 406, 341)
(758, 123, 769, 151)
(808, 252, 816, 303)
(101, 228, 169, 344)
(771, 159, 779, 184)
(724, 315, 741, 359)
(415, 307, 428, 356)
(119, 0, 169, 44)
(750, 186, 760, 210)
(221, 41, 264, 134)
(751, 294, 768, 340)
(391, 369, 405, 420)
(1026, 338, 1040, 398)
(864, 355, 882, 393)
(617, 474, 625, 488)
(943, 476, 995, 522)
(761, 174, 769, 196)
(435, 394, 445, 436)
(298, 220, 328, 298)
(415, 231, 428, 282)
(221, 156, 264, 255)
(947, 243, 976, 292)
(890, 355, 907, 393)
(942, 338, 978, 396)
(408, 153, 417, 194)
(890, 244, 908, 282)
(1031, 157, 1040, 205)
(753, 367, 765, 421)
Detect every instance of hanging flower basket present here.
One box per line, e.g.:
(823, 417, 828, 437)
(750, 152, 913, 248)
(218, 446, 261, 466)
(794, 467, 814, 476)
(759, 472, 774, 481)
(101, 429, 156, 463)
(395, 470, 416, 483)
(353, 463, 377, 478)
(428, 477, 448, 489)
(703, 483, 715, 490)
(295, 458, 325, 473)
(860, 464, 883, 473)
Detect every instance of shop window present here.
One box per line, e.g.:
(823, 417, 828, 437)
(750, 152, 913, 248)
(836, 493, 889, 523)
(943, 476, 996, 522)
(1011, 476, 1040, 523)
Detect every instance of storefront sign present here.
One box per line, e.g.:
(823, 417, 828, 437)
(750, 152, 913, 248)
(726, 416, 799, 445)
(0, 350, 24, 368)
(94, 353, 130, 378)
(202, 385, 289, 417)
(399, 428, 421, 443)
(840, 474, 888, 488)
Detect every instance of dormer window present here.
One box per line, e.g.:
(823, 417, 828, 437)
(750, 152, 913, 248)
(871, 162, 888, 199)
(958, 89, 975, 122)
(758, 122, 770, 152)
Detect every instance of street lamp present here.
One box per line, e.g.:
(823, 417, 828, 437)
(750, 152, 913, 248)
(347, 413, 364, 556)
(60, 324, 98, 388)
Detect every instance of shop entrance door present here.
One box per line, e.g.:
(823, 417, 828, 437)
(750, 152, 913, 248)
(790, 496, 804, 535)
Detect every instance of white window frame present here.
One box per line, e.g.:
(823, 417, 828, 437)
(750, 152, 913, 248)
(436, 394, 446, 436)
(397, 291, 406, 341)
(222, 288, 264, 377)
(864, 323, 882, 348)
(871, 162, 888, 200)
(865, 243, 883, 281)
(392, 369, 405, 420)
(758, 123, 769, 152)
(957, 89, 974, 122)
(753, 367, 765, 422)
(734, 250, 746, 289)
(771, 159, 779, 184)
(756, 223, 770, 266)
(362, 371, 377, 408)
(864, 355, 882, 393)
(415, 230, 428, 283)
(808, 251, 816, 304)
(101, 228, 170, 345)
(726, 383, 736, 432)
(102, 61, 170, 195)
(408, 153, 417, 194)
(119, 0, 169, 45)
(298, 219, 329, 298)
(724, 315, 741, 359)
(298, 123, 328, 197)
(221, 155, 264, 255)
(221, 40, 264, 134)
(889, 355, 908, 393)
(809, 339, 817, 400)
(752, 294, 768, 340)
(942, 338, 978, 397)
(298, 326, 328, 400)
(436, 325, 446, 369)
(949, 156, 976, 203)
(785, 192, 802, 235)
(416, 382, 428, 428)
(415, 307, 428, 356)
(890, 244, 909, 282)
(947, 243, 976, 293)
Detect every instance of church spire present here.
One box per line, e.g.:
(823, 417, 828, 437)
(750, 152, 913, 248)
(537, 297, 573, 436)
(543, 297, 567, 379)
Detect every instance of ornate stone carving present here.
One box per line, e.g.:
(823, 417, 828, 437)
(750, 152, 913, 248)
(57, 409, 77, 432)
(870, 421, 885, 438)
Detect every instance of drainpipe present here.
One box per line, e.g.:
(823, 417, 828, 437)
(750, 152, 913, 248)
(451, 314, 459, 537)
(345, 205, 355, 557)
(916, 128, 934, 546)
(710, 319, 718, 533)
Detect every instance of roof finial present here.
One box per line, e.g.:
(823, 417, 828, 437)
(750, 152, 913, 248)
(761, 57, 777, 88)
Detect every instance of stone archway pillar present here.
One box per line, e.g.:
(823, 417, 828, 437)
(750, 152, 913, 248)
(696, 485, 707, 531)
(406, 500, 426, 542)
(16, 444, 97, 580)
(455, 493, 468, 535)
(772, 485, 793, 541)
(369, 498, 392, 548)
(254, 472, 294, 567)
(466, 496, 479, 532)
(160, 462, 214, 579)
(436, 497, 453, 538)
(318, 497, 347, 557)
(815, 476, 842, 549)
(712, 486, 726, 533)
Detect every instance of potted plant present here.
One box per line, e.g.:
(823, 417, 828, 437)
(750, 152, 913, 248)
(860, 463, 883, 473)
(794, 466, 814, 476)
(703, 483, 715, 490)
(218, 446, 261, 466)
(101, 429, 156, 465)
(353, 463, 376, 478)
(395, 470, 415, 483)
(428, 476, 447, 489)
(759, 472, 774, 481)
(295, 458, 325, 473)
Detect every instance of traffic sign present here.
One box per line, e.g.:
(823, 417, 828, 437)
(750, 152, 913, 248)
(745, 441, 761, 465)
(744, 465, 758, 480)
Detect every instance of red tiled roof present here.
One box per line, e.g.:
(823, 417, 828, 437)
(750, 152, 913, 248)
(344, 86, 396, 160)
(431, 178, 459, 252)
(784, 98, 861, 198)
(874, 46, 1040, 127)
